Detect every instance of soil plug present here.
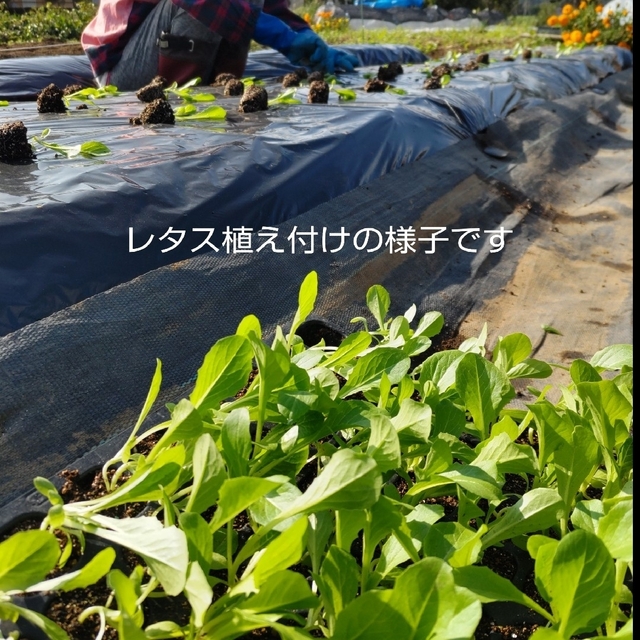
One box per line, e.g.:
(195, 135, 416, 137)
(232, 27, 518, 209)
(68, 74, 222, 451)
(130, 98, 175, 125)
(36, 84, 67, 113)
(224, 79, 244, 96)
(213, 73, 237, 86)
(0, 121, 35, 163)
(378, 61, 403, 81)
(522, 49, 533, 60)
(308, 80, 330, 103)
(476, 52, 490, 65)
(136, 76, 167, 103)
(282, 73, 301, 88)
(431, 63, 453, 79)
(294, 67, 308, 80)
(63, 83, 84, 96)
(423, 76, 442, 90)
(364, 77, 387, 92)
(503, 56, 515, 61)
(307, 71, 324, 83)
(463, 60, 479, 71)
(238, 86, 269, 113)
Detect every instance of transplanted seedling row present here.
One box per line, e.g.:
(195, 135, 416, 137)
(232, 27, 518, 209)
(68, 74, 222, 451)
(0, 271, 632, 640)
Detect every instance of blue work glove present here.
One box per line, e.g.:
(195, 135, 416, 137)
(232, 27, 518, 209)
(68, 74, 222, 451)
(323, 48, 360, 73)
(283, 29, 330, 69)
(253, 11, 297, 52)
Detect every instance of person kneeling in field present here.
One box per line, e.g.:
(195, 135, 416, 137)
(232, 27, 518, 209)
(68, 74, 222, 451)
(82, 0, 359, 89)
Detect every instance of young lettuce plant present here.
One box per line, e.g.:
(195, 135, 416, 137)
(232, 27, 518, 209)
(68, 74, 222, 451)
(0, 530, 114, 640)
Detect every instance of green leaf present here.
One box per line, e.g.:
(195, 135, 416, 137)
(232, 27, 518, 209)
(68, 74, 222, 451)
(590, 344, 632, 371)
(377, 504, 443, 577)
(249, 481, 302, 532)
(251, 517, 308, 586)
(385, 86, 407, 95)
(210, 476, 283, 531)
(317, 545, 360, 617)
(541, 530, 615, 637)
(528, 401, 574, 469)
(333, 87, 356, 101)
(493, 333, 531, 372)
(239, 570, 317, 612)
(87, 515, 189, 596)
(391, 399, 432, 445)
(597, 499, 632, 561)
(175, 105, 227, 120)
(419, 350, 465, 394)
(423, 522, 486, 567)
(268, 88, 301, 105)
(184, 561, 213, 627)
(182, 92, 216, 102)
(0, 100, 9, 106)
(339, 348, 410, 398)
(570, 359, 602, 384)
(333, 591, 411, 640)
(456, 352, 515, 439)
(321, 332, 371, 369)
(366, 285, 390, 329)
(570, 499, 604, 534)
(190, 335, 253, 410)
(0, 603, 69, 640)
(277, 449, 381, 521)
(474, 431, 537, 475)
(97, 444, 185, 508)
(439, 462, 503, 501)
(414, 311, 444, 338)
(541, 324, 563, 335)
(389, 557, 481, 639)
(453, 565, 553, 621)
(149, 398, 204, 456)
(26, 547, 115, 593)
(221, 408, 252, 477)
(0, 530, 60, 591)
(440, 74, 452, 86)
(79, 141, 111, 157)
(507, 359, 553, 380)
(554, 426, 600, 516)
(179, 511, 214, 576)
(366, 413, 401, 472)
(287, 271, 318, 349)
(482, 488, 563, 548)
(185, 433, 227, 513)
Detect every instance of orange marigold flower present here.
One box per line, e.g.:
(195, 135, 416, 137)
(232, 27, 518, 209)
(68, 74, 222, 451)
(571, 9, 580, 17)
(579, 0, 587, 7)
(570, 29, 583, 42)
(562, 30, 572, 40)
(585, 33, 593, 43)
(621, 9, 628, 15)
(618, 41, 631, 49)
(595, 4, 603, 11)
(559, 14, 571, 26)
(562, 4, 574, 15)
(592, 29, 601, 37)
(547, 15, 559, 25)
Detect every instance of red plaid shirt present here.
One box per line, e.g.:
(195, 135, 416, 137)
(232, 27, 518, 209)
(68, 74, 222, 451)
(82, 0, 310, 77)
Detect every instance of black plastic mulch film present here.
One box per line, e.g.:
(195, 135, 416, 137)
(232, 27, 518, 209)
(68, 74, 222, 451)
(0, 45, 632, 336)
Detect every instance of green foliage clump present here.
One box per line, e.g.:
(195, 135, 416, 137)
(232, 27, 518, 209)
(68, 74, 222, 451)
(0, 1, 96, 45)
(0, 272, 632, 640)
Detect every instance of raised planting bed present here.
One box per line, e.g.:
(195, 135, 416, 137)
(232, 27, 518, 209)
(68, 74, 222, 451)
(0, 45, 632, 335)
(0, 273, 633, 640)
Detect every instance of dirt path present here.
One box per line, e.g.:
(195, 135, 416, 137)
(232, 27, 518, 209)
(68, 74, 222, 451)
(0, 41, 84, 59)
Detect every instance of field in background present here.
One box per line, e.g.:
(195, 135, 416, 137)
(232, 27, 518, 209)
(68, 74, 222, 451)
(0, 2, 549, 59)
